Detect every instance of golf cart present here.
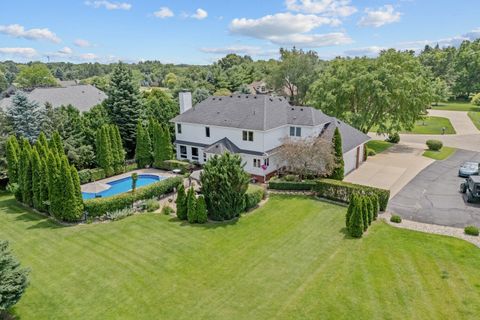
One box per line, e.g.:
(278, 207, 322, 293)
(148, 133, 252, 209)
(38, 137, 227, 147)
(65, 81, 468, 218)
(460, 175, 480, 203)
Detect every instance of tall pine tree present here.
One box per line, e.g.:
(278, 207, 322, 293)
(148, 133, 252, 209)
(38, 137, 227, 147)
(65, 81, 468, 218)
(6, 92, 43, 143)
(104, 62, 141, 155)
(330, 127, 344, 180)
(135, 122, 152, 168)
(95, 125, 114, 176)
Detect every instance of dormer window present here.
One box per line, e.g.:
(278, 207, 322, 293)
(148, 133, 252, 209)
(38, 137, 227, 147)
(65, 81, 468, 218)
(177, 123, 182, 134)
(289, 126, 301, 137)
(242, 130, 254, 141)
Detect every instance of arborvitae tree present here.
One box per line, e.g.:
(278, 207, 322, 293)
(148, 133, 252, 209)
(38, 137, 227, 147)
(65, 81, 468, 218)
(148, 117, 157, 147)
(346, 194, 356, 228)
(31, 147, 42, 210)
(200, 153, 250, 220)
(110, 125, 125, 173)
(162, 124, 173, 160)
(6, 92, 43, 143)
(196, 195, 208, 224)
(35, 133, 48, 160)
(348, 196, 364, 238)
(104, 62, 142, 155)
(95, 125, 114, 176)
(330, 127, 344, 180)
(361, 196, 369, 231)
(365, 197, 374, 226)
(51, 131, 64, 156)
(152, 121, 165, 168)
(57, 156, 76, 221)
(175, 183, 187, 220)
(371, 194, 379, 221)
(19, 139, 33, 206)
(186, 187, 197, 223)
(70, 165, 84, 220)
(6, 135, 20, 184)
(135, 122, 152, 168)
(0, 240, 29, 312)
(38, 158, 49, 212)
(47, 150, 61, 217)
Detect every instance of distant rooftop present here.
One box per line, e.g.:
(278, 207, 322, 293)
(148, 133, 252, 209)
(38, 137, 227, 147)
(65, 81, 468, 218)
(0, 84, 107, 112)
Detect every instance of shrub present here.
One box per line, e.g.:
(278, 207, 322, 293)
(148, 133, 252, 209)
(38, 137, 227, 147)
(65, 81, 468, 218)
(464, 225, 479, 236)
(159, 160, 192, 173)
(90, 168, 106, 181)
(186, 187, 197, 223)
(315, 179, 390, 211)
(471, 93, 480, 106)
(268, 178, 316, 191)
(124, 163, 137, 172)
(104, 207, 135, 221)
(0, 240, 29, 311)
(367, 149, 376, 156)
(426, 139, 443, 151)
(161, 205, 174, 215)
(144, 198, 160, 212)
(370, 194, 379, 220)
(196, 195, 208, 224)
(244, 185, 265, 211)
(283, 174, 300, 182)
(348, 195, 364, 238)
(386, 132, 400, 144)
(78, 169, 92, 185)
(83, 176, 183, 217)
(390, 215, 402, 223)
(175, 183, 187, 220)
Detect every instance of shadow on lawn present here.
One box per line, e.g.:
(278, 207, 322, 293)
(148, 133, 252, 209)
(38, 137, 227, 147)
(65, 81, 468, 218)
(168, 216, 239, 229)
(339, 227, 358, 240)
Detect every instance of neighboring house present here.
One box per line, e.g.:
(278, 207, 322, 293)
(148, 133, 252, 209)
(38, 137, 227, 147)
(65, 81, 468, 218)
(248, 80, 271, 95)
(0, 83, 107, 112)
(171, 92, 370, 182)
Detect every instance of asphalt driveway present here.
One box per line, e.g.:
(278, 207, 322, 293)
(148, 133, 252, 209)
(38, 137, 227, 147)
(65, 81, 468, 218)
(388, 149, 480, 228)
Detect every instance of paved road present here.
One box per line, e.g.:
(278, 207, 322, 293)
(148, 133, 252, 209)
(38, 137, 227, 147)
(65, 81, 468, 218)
(388, 149, 480, 228)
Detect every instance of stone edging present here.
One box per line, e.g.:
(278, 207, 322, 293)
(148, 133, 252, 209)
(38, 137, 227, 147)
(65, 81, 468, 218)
(382, 211, 480, 248)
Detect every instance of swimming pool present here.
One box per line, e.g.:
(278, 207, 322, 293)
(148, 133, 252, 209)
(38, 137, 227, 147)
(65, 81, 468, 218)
(82, 174, 164, 200)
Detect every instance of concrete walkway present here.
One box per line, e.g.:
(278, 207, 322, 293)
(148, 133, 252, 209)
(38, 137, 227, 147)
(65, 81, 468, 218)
(344, 142, 434, 197)
(428, 109, 478, 135)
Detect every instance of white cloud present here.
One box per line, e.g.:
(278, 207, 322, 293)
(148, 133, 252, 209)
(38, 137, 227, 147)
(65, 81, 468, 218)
(85, 1, 131, 10)
(154, 7, 174, 19)
(343, 46, 386, 57)
(79, 53, 98, 60)
(230, 13, 349, 47)
(0, 47, 38, 58)
(74, 39, 91, 47)
(200, 45, 278, 57)
(58, 47, 73, 54)
(358, 5, 401, 27)
(285, 0, 357, 17)
(0, 24, 61, 43)
(192, 8, 208, 20)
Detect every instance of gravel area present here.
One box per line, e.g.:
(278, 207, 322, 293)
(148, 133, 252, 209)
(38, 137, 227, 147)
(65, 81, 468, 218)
(382, 211, 480, 248)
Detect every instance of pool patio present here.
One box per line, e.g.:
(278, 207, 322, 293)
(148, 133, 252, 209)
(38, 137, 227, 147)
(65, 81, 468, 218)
(80, 168, 178, 194)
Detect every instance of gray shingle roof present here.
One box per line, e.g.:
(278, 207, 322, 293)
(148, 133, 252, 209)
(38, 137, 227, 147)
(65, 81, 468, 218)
(0, 84, 107, 112)
(320, 118, 370, 153)
(203, 137, 241, 154)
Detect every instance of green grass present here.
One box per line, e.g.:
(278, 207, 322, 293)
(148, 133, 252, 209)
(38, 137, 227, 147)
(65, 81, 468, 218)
(366, 140, 393, 154)
(423, 146, 457, 160)
(431, 102, 480, 112)
(468, 111, 480, 130)
(370, 116, 456, 135)
(1, 194, 480, 319)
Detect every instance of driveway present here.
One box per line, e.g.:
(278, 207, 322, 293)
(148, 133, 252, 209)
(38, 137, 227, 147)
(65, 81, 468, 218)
(388, 149, 480, 228)
(428, 109, 478, 135)
(344, 143, 434, 197)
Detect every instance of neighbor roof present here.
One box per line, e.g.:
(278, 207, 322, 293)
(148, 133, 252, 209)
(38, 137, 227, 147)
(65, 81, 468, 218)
(171, 94, 331, 131)
(0, 84, 107, 112)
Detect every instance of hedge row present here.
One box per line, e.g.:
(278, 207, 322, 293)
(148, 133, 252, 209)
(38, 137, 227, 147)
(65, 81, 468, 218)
(78, 164, 138, 185)
(268, 179, 317, 191)
(244, 185, 265, 211)
(156, 160, 192, 173)
(315, 179, 390, 211)
(83, 176, 183, 217)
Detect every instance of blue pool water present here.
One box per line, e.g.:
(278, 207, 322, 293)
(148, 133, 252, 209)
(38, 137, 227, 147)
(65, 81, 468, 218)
(82, 174, 164, 200)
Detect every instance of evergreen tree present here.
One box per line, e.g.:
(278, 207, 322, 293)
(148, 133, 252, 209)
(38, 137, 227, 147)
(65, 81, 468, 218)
(104, 62, 142, 155)
(135, 122, 152, 168)
(365, 197, 374, 226)
(19, 139, 32, 206)
(348, 196, 364, 238)
(0, 240, 29, 312)
(6, 135, 20, 184)
(95, 125, 114, 176)
(152, 121, 165, 168)
(371, 194, 379, 220)
(109, 125, 123, 174)
(47, 150, 61, 217)
(162, 124, 173, 160)
(38, 158, 49, 212)
(330, 127, 344, 180)
(36, 132, 49, 159)
(70, 165, 84, 220)
(361, 196, 369, 231)
(175, 183, 187, 220)
(31, 147, 42, 210)
(196, 195, 208, 224)
(57, 156, 76, 221)
(6, 92, 43, 143)
(50, 131, 64, 156)
(187, 187, 197, 223)
(346, 194, 356, 228)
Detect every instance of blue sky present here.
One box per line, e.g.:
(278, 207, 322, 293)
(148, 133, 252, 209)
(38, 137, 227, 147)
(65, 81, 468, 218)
(0, 0, 479, 64)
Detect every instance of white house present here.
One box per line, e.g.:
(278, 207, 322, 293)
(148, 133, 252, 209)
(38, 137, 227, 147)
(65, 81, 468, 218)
(171, 92, 370, 182)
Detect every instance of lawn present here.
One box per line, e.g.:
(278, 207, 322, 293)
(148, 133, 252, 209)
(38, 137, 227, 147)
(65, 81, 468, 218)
(468, 111, 480, 130)
(366, 140, 393, 154)
(370, 116, 456, 135)
(423, 146, 457, 160)
(431, 102, 480, 112)
(1, 194, 480, 319)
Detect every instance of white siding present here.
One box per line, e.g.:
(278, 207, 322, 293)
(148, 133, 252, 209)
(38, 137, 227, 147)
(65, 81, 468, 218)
(344, 144, 365, 175)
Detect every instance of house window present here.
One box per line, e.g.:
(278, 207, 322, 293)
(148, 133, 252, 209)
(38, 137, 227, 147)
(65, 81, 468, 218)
(264, 158, 269, 166)
(253, 158, 261, 168)
(191, 147, 199, 161)
(203, 152, 207, 162)
(205, 127, 210, 137)
(180, 145, 187, 159)
(177, 123, 182, 134)
(243, 130, 254, 141)
(289, 126, 302, 137)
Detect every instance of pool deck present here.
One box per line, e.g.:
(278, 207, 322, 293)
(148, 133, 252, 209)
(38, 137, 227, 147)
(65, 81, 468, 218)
(81, 168, 179, 194)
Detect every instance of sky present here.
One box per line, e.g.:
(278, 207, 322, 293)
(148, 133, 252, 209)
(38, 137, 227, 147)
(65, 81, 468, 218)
(0, 0, 479, 65)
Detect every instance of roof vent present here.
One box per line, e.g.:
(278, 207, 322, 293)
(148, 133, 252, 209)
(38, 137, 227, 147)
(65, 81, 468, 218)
(238, 95, 241, 98)
(254, 96, 257, 99)
(291, 107, 294, 110)
(269, 98, 273, 101)
(219, 98, 222, 101)
(229, 95, 233, 98)
(300, 108, 304, 111)
(212, 97, 216, 100)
